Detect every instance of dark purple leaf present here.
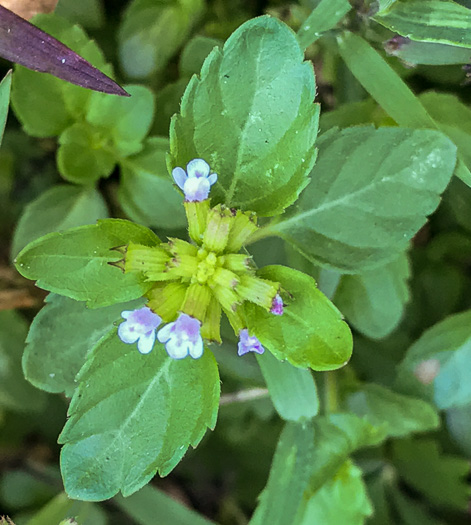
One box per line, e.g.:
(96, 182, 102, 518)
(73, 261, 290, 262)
(0, 4, 129, 96)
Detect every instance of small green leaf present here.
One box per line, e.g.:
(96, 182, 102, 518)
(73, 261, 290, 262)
(0, 71, 12, 147)
(55, 0, 105, 30)
(118, 137, 186, 229)
(386, 39, 471, 66)
(295, 460, 372, 525)
(118, 0, 204, 78)
(250, 422, 316, 525)
(392, 438, 471, 510)
(59, 332, 220, 500)
(23, 294, 143, 397)
(0, 311, 45, 412)
(397, 310, 471, 410)
(170, 16, 319, 216)
(15, 219, 159, 307)
(297, 0, 351, 50)
(374, 0, 471, 48)
(334, 254, 410, 339)
(256, 351, 319, 421)
(247, 265, 352, 371)
(11, 184, 108, 259)
(179, 35, 222, 78)
(344, 383, 440, 438)
(271, 127, 456, 272)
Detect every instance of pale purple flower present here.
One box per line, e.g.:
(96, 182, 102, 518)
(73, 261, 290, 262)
(172, 158, 217, 202)
(118, 306, 162, 354)
(238, 329, 265, 356)
(157, 313, 204, 359)
(271, 294, 284, 316)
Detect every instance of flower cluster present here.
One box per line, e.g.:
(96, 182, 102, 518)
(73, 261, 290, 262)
(117, 159, 283, 360)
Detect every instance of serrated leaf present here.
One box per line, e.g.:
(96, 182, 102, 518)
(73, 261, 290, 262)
(118, 137, 186, 229)
(0, 71, 11, 146)
(15, 219, 159, 307)
(392, 438, 471, 510)
(334, 254, 410, 339)
(256, 351, 318, 422)
(170, 16, 319, 216)
(397, 309, 471, 410)
(344, 383, 439, 438)
(270, 127, 456, 272)
(118, 0, 204, 78)
(59, 331, 220, 500)
(374, 0, 471, 48)
(23, 294, 143, 396)
(247, 265, 352, 371)
(295, 460, 372, 525)
(0, 310, 45, 412)
(11, 184, 108, 258)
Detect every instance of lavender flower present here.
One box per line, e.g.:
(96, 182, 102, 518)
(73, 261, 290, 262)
(270, 294, 284, 315)
(238, 329, 265, 356)
(172, 159, 217, 202)
(118, 306, 162, 354)
(157, 313, 204, 359)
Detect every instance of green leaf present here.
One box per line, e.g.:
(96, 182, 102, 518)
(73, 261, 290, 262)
(390, 484, 446, 525)
(334, 254, 410, 339)
(23, 294, 143, 397)
(337, 31, 471, 187)
(179, 35, 222, 78)
(270, 127, 456, 272)
(59, 331, 220, 500)
(297, 0, 351, 50)
(170, 16, 320, 216)
(0, 71, 11, 147)
(118, 137, 186, 229)
(118, 0, 204, 78)
(295, 460, 372, 525)
(374, 0, 471, 48)
(446, 404, 471, 457)
(256, 351, 319, 422)
(386, 39, 471, 66)
(11, 14, 109, 137)
(57, 123, 117, 183)
(247, 265, 352, 371)
(250, 422, 316, 525)
(55, 0, 105, 29)
(397, 309, 471, 410)
(344, 383, 440, 438)
(0, 311, 45, 412)
(15, 219, 159, 307)
(392, 438, 471, 510)
(152, 78, 189, 136)
(11, 185, 108, 259)
(114, 484, 216, 525)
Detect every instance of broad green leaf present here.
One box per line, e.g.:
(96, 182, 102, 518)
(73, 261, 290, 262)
(334, 254, 410, 339)
(118, 137, 186, 229)
(297, 0, 351, 50)
(0, 311, 45, 412)
(15, 219, 159, 307)
(11, 14, 110, 137)
(250, 422, 315, 525)
(11, 185, 108, 259)
(337, 31, 471, 187)
(374, 0, 471, 48)
(270, 127, 456, 272)
(118, 0, 204, 78)
(57, 123, 117, 183)
(295, 460, 372, 525)
(386, 38, 471, 66)
(59, 331, 220, 500)
(256, 351, 319, 421)
(23, 294, 143, 397)
(397, 310, 471, 410)
(392, 438, 471, 510)
(344, 383, 440, 438)
(55, 0, 105, 29)
(0, 71, 11, 147)
(114, 483, 216, 525)
(170, 16, 320, 216)
(179, 35, 222, 78)
(247, 265, 352, 371)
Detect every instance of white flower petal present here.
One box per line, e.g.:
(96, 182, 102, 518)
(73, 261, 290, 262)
(189, 336, 204, 359)
(165, 338, 189, 359)
(184, 177, 210, 202)
(118, 322, 139, 344)
(172, 167, 187, 190)
(121, 310, 133, 319)
(187, 158, 210, 178)
(157, 322, 174, 343)
(137, 331, 156, 354)
(207, 173, 217, 186)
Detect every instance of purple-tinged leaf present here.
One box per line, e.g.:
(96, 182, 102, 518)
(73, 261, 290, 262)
(0, 4, 129, 96)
